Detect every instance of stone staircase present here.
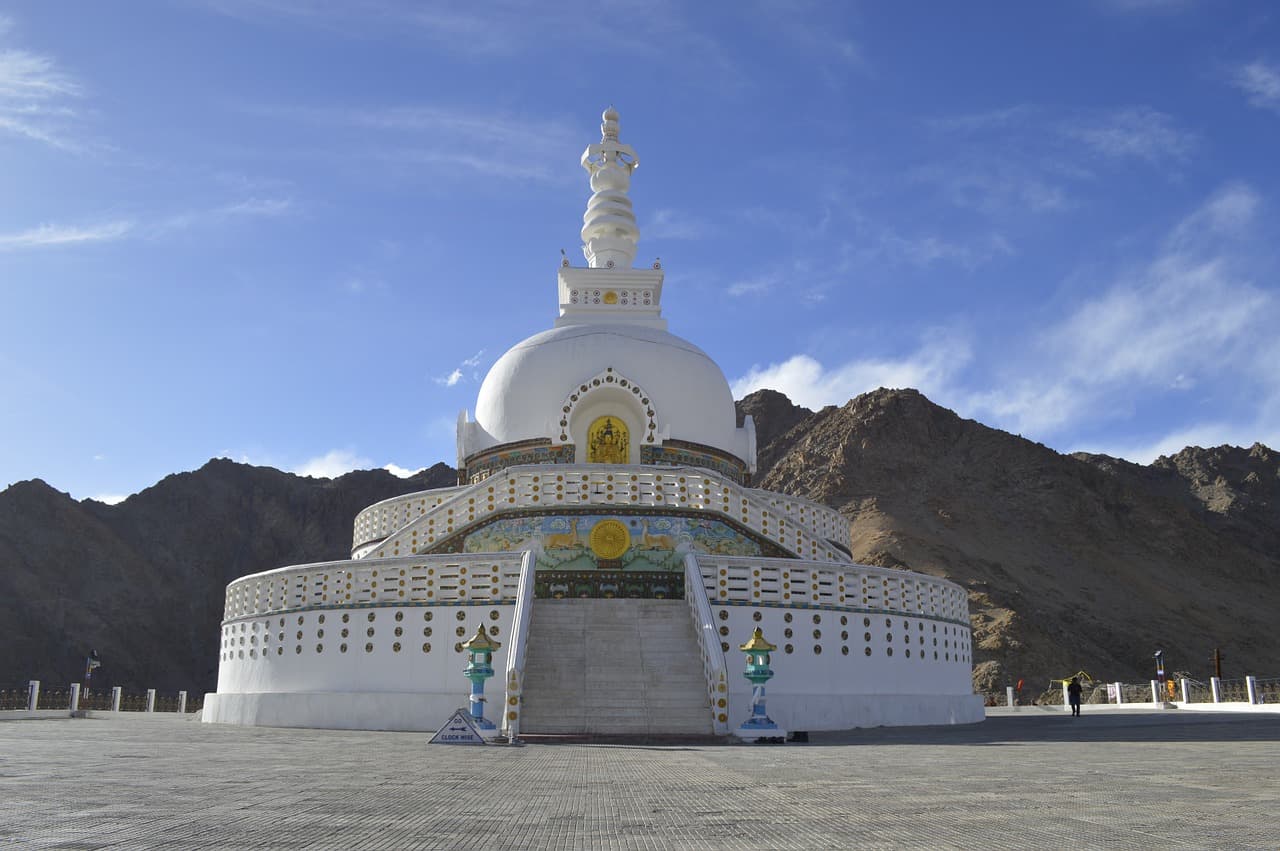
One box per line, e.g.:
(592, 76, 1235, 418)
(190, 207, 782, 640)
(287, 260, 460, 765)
(518, 598, 715, 736)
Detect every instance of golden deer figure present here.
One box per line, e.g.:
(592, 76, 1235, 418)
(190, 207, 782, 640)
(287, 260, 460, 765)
(640, 518, 676, 551)
(543, 518, 582, 551)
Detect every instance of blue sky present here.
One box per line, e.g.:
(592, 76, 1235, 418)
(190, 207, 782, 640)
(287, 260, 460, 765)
(2, 1, 1279, 503)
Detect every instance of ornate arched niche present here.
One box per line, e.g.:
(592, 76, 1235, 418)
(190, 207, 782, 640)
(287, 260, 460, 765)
(555, 367, 658, 464)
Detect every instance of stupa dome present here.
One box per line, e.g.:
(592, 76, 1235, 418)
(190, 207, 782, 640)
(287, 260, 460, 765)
(471, 322, 744, 462)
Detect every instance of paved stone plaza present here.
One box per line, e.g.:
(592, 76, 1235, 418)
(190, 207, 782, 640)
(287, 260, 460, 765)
(2, 710, 1278, 849)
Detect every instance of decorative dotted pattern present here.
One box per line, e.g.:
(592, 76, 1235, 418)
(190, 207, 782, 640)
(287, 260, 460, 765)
(554, 367, 658, 445)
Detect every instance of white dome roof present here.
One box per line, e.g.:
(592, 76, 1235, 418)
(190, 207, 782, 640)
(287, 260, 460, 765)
(468, 323, 747, 463)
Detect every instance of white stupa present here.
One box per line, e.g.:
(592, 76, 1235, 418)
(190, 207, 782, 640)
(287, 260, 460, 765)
(204, 109, 983, 735)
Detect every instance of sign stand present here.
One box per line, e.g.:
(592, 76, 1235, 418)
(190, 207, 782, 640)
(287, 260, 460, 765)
(429, 708, 488, 745)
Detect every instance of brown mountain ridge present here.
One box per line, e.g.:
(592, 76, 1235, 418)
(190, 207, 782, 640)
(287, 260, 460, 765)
(741, 387, 1278, 694)
(2, 388, 1276, 698)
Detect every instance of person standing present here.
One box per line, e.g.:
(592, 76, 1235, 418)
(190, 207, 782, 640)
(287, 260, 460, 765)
(1067, 677, 1083, 717)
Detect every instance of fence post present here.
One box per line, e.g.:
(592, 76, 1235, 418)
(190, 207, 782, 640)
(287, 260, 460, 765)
(178, 690, 188, 713)
(145, 689, 156, 713)
(111, 686, 122, 712)
(1246, 676, 1259, 705)
(1113, 682, 1124, 705)
(1210, 676, 1222, 703)
(1006, 686, 1015, 707)
(69, 683, 81, 712)
(27, 680, 40, 711)
(1179, 678, 1190, 704)
(1061, 681, 1070, 709)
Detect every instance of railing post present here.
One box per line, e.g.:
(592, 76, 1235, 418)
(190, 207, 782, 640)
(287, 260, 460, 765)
(1179, 678, 1190, 704)
(1150, 680, 1161, 705)
(178, 690, 188, 714)
(145, 689, 156, 713)
(1210, 676, 1222, 703)
(1246, 676, 1259, 705)
(501, 549, 537, 742)
(27, 680, 40, 711)
(111, 686, 122, 712)
(685, 554, 729, 735)
(1006, 686, 1015, 707)
(1113, 682, 1124, 705)
(69, 683, 81, 712)
(1061, 681, 1070, 709)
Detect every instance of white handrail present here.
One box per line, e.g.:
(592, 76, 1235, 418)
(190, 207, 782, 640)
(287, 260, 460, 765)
(685, 553, 730, 735)
(501, 549, 538, 740)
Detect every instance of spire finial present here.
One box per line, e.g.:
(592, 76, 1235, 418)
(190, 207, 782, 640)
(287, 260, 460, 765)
(579, 106, 639, 269)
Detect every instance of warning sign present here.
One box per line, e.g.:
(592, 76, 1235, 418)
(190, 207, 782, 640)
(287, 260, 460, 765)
(429, 709, 487, 745)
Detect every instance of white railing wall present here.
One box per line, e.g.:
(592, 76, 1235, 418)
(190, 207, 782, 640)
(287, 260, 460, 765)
(693, 555, 969, 623)
(748, 488, 851, 549)
(351, 485, 470, 553)
(502, 550, 538, 740)
(362, 464, 850, 565)
(684, 554, 730, 735)
(223, 552, 526, 621)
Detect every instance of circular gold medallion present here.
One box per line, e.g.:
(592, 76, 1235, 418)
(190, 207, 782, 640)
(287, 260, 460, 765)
(603, 290, 619, 304)
(589, 519, 631, 560)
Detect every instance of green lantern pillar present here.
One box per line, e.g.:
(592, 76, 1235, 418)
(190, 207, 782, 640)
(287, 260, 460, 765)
(736, 626, 786, 742)
(461, 625, 501, 734)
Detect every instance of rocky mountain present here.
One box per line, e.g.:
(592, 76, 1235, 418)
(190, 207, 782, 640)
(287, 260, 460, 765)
(4, 391, 1276, 700)
(738, 388, 1279, 695)
(0, 460, 454, 694)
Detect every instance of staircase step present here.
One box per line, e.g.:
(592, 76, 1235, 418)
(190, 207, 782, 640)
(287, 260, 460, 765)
(518, 597, 714, 735)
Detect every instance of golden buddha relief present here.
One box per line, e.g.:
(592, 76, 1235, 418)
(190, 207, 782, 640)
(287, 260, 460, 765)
(587, 415, 629, 464)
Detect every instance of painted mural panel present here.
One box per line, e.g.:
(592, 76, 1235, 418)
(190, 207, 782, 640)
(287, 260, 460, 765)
(460, 513, 764, 571)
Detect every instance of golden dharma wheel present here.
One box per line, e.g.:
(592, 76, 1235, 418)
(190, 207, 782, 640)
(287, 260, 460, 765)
(588, 519, 631, 560)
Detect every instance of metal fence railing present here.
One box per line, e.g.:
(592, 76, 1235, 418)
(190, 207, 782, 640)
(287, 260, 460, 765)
(1183, 679, 1213, 703)
(2, 683, 200, 713)
(1254, 677, 1280, 704)
(1218, 678, 1250, 703)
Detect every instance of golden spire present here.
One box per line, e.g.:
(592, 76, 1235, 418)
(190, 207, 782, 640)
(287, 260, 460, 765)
(739, 627, 776, 653)
(461, 624, 501, 653)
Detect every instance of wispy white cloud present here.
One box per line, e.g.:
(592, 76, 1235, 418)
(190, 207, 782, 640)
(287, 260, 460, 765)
(968, 183, 1276, 442)
(1231, 61, 1280, 115)
(731, 331, 972, 410)
(384, 462, 425, 478)
(878, 231, 1014, 270)
(1062, 107, 1196, 163)
(196, 0, 744, 86)
(0, 195, 294, 251)
(0, 220, 133, 251)
(152, 196, 295, 233)
(343, 276, 386, 295)
(242, 102, 577, 183)
(435, 351, 485, 386)
(914, 160, 1073, 216)
(292, 449, 371, 478)
(726, 275, 777, 298)
(436, 368, 464, 387)
(1081, 420, 1276, 466)
(1097, 0, 1198, 13)
(647, 209, 711, 241)
(0, 22, 92, 152)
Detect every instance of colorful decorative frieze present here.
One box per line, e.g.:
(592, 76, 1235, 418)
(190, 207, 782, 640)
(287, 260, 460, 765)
(641, 440, 748, 484)
(463, 440, 576, 483)
(426, 509, 791, 569)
